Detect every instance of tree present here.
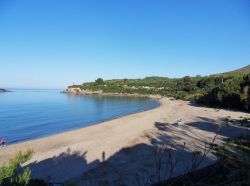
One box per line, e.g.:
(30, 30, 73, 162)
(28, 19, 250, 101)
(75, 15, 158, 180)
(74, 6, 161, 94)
(95, 78, 104, 84)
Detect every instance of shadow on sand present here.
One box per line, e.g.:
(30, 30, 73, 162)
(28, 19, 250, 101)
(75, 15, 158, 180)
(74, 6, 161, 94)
(23, 148, 100, 183)
(23, 117, 249, 185)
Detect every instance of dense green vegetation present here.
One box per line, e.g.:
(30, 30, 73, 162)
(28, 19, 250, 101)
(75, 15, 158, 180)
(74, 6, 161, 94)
(0, 149, 47, 186)
(0, 150, 33, 186)
(69, 72, 250, 111)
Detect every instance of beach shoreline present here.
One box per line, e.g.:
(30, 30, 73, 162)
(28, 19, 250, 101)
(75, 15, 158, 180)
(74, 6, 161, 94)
(7, 95, 162, 145)
(0, 98, 166, 163)
(0, 97, 249, 183)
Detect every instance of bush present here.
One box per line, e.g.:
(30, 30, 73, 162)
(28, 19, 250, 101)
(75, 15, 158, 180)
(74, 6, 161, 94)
(175, 91, 187, 100)
(0, 149, 36, 186)
(95, 78, 104, 84)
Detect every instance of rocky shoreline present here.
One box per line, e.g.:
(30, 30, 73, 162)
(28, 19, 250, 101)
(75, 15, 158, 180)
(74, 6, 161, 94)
(64, 87, 163, 100)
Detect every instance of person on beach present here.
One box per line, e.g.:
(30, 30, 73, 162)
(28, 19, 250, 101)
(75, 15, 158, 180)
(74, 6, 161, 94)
(1, 138, 6, 147)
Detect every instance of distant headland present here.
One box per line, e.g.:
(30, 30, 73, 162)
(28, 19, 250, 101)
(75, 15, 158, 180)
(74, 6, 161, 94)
(0, 88, 8, 93)
(65, 65, 250, 112)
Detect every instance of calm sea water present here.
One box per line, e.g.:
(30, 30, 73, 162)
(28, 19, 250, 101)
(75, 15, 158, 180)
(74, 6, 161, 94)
(0, 89, 159, 144)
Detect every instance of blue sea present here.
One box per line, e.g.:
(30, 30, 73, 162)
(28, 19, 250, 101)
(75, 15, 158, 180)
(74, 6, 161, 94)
(0, 89, 159, 144)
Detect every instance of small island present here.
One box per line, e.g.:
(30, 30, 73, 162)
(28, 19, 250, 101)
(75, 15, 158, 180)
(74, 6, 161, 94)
(0, 88, 8, 93)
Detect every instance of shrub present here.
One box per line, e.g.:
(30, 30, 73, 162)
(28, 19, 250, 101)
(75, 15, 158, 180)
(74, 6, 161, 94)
(0, 149, 34, 186)
(95, 78, 104, 84)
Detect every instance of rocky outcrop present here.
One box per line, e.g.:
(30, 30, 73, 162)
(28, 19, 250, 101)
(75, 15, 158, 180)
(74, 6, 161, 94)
(0, 88, 8, 93)
(65, 88, 103, 95)
(65, 88, 162, 99)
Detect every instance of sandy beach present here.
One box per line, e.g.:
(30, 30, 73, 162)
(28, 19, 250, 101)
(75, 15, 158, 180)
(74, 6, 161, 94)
(0, 98, 249, 184)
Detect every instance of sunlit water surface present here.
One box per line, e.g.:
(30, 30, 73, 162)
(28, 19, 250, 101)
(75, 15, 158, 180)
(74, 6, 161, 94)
(0, 89, 159, 144)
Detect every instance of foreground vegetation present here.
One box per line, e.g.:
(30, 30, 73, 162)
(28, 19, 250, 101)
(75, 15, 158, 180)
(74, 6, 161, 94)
(0, 149, 47, 186)
(69, 72, 250, 111)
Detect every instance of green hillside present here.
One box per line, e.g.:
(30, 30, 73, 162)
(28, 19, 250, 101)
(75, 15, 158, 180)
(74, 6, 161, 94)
(69, 70, 250, 111)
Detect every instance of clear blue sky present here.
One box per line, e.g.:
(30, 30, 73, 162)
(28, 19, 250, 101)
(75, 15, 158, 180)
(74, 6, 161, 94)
(0, 0, 249, 88)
